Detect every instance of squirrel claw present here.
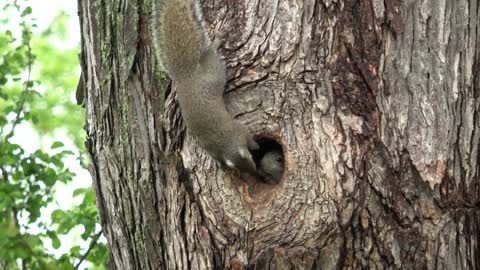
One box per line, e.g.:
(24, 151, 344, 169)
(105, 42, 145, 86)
(212, 32, 224, 50)
(247, 136, 259, 151)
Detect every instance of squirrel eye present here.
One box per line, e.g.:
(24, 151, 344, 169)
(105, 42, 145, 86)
(276, 157, 283, 162)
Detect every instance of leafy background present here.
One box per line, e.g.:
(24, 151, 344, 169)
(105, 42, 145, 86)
(0, 1, 108, 269)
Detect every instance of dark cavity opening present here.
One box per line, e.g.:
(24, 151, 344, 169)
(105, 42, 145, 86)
(251, 137, 285, 185)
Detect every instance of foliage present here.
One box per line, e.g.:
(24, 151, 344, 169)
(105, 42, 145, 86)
(0, 2, 107, 269)
(31, 10, 86, 150)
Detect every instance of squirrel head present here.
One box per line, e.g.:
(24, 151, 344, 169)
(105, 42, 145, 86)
(261, 151, 283, 170)
(223, 145, 257, 176)
(259, 150, 284, 184)
(218, 124, 259, 177)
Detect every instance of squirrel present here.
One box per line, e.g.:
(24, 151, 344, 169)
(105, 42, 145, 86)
(151, 0, 260, 177)
(258, 150, 284, 184)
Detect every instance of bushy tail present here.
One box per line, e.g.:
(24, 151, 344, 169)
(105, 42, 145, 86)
(151, 0, 209, 78)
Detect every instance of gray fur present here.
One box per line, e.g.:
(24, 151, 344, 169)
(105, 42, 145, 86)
(258, 150, 284, 184)
(151, 0, 259, 176)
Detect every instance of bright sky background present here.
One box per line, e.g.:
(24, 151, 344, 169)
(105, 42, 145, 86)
(30, 0, 80, 43)
(7, 0, 100, 267)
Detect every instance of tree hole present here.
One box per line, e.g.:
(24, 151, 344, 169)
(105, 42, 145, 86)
(251, 137, 285, 185)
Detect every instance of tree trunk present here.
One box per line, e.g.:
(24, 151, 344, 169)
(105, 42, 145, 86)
(77, 0, 479, 269)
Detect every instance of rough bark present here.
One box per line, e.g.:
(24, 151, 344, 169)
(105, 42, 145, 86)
(77, 0, 479, 269)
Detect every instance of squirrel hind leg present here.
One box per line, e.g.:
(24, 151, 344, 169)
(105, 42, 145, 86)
(199, 32, 224, 64)
(211, 32, 224, 50)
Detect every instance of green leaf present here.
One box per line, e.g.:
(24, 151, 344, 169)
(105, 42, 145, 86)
(0, 154, 16, 165)
(21, 7, 32, 17)
(51, 141, 64, 149)
(43, 167, 58, 187)
(52, 235, 61, 249)
(70, 246, 81, 256)
(73, 188, 89, 197)
(0, 76, 7, 86)
(51, 209, 65, 221)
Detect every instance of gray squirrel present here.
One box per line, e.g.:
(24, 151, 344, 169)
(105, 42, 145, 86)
(258, 150, 284, 184)
(151, 0, 260, 177)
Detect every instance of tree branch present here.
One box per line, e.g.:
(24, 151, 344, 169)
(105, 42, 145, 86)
(75, 230, 103, 270)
